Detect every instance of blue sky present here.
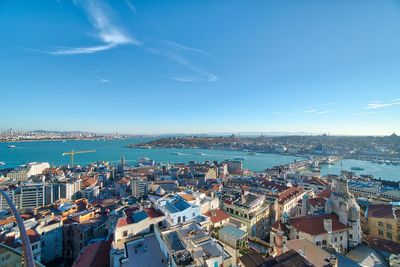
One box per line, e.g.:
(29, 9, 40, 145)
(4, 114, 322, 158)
(1, 0, 400, 135)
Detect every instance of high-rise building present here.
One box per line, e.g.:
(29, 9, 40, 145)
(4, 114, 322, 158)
(131, 177, 147, 199)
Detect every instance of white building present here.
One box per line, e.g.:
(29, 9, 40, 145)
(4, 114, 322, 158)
(131, 177, 147, 199)
(80, 185, 100, 200)
(154, 194, 201, 226)
(35, 219, 63, 264)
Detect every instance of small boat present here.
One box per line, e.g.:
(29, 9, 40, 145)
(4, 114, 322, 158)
(234, 157, 246, 161)
(351, 166, 365, 171)
(62, 140, 67, 143)
(0, 162, 5, 166)
(7, 145, 16, 149)
(247, 152, 256, 155)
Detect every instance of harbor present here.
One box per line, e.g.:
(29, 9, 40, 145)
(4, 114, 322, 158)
(1, 138, 399, 181)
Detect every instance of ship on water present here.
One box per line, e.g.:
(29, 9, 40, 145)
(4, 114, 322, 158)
(0, 162, 5, 166)
(351, 166, 365, 171)
(7, 145, 16, 149)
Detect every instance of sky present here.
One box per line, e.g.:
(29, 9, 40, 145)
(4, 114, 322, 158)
(1, 0, 400, 135)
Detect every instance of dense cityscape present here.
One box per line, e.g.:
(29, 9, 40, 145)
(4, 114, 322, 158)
(1, 134, 400, 266)
(2, 0, 400, 266)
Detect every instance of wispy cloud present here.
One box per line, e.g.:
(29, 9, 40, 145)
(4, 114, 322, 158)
(272, 112, 282, 116)
(302, 109, 317, 114)
(148, 40, 217, 82)
(366, 99, 400, 110)
(48, 0, 139, 55)
(124, 0, 137, 14)
(297, 102, 342, 111)
(162, 41, 210, 57)
(99, 78, 109, 83)
(352, 111, 384, 116)
(317, 110, 331, 114)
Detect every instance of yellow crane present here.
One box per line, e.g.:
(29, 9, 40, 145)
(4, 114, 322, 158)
(62, 150, 96, 166)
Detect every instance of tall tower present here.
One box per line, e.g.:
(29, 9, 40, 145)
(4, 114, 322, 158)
(301, 194, 308, 216)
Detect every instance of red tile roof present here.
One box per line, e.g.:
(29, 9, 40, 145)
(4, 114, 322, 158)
(26, 229, 40, 243)
(366, 235, 400, 255)
(368, 204, 400, 219)
(72, 240, 111, 267)
(0, 234, 19, 248)
(82, 177, 97, 188)
(0, 217, 16, 227)
(316, 189, 332, 199)
(288, 214, 350, 236)
(278, 187, 304, 204)
(116, 177, 130, 185)
(179, 193, 196, 201)
(144, 207, 164, 218)
(116, 206, 140, 227)
(308, 197, 327, 208)
(204, 209, 230, 225)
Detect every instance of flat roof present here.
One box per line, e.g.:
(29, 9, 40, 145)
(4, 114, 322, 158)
(122, 235, 168, 267)
(285, 239, 331, 267)
(219, 225, 247, 240)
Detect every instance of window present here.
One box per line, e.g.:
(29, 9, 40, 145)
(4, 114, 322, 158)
(123, 230, 128, 237)
(387, 232, 393, 240)
(387, 224, 392, 230)
(177, 216, 181, 224)
(378, 230, 384, 237)
(316, 241, 321, 246)
(322, 240, 327, 245)
(378, 221, 383, 227)
(334, 237, 337, 242)
(340, 236, 343, 241)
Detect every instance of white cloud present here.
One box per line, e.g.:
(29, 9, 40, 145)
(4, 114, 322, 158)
(162, 40, 210, 57)
(302, 109, 317, 114)
(272, 112, 281, 115)
(148, 40, 217, 82)
(124, 0, 137, 14)
(366, 100, 400, 109)
(317, 110, 331, 114)
(352, 111, 384, 116)
(99, 78, 109, 83)
(49, 0, 139, 55)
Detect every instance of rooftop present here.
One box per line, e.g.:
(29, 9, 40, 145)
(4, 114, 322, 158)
(368, 204, 400, 219)
(285, 239, 331, 267)
(219, 225, 247, 240)
(72, 240, 111, 267)
(275, 213, 351, 236)
(121, 235, 168, 267)
(203, 208, 230, 224)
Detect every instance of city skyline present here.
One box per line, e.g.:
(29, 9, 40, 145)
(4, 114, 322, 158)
(1, 0, 400, 135)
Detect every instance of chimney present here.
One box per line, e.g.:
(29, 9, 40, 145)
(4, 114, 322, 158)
(323, 218, 333, 234)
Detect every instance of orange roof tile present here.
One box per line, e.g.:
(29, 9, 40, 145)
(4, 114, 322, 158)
(204, 209, 230, 224)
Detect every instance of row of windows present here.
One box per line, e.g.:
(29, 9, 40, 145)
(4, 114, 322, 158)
(378, 230, 393, 240)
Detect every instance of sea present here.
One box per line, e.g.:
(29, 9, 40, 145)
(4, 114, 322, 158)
(1, 138, 399, 181)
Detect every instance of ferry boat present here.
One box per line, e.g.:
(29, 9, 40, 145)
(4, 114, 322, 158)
(351, 166, 365, 171)
(7, 145, 16, 149)
(137, 157, 155, 167)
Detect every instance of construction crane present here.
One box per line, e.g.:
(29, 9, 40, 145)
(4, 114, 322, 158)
(62, 150, 96, 166)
